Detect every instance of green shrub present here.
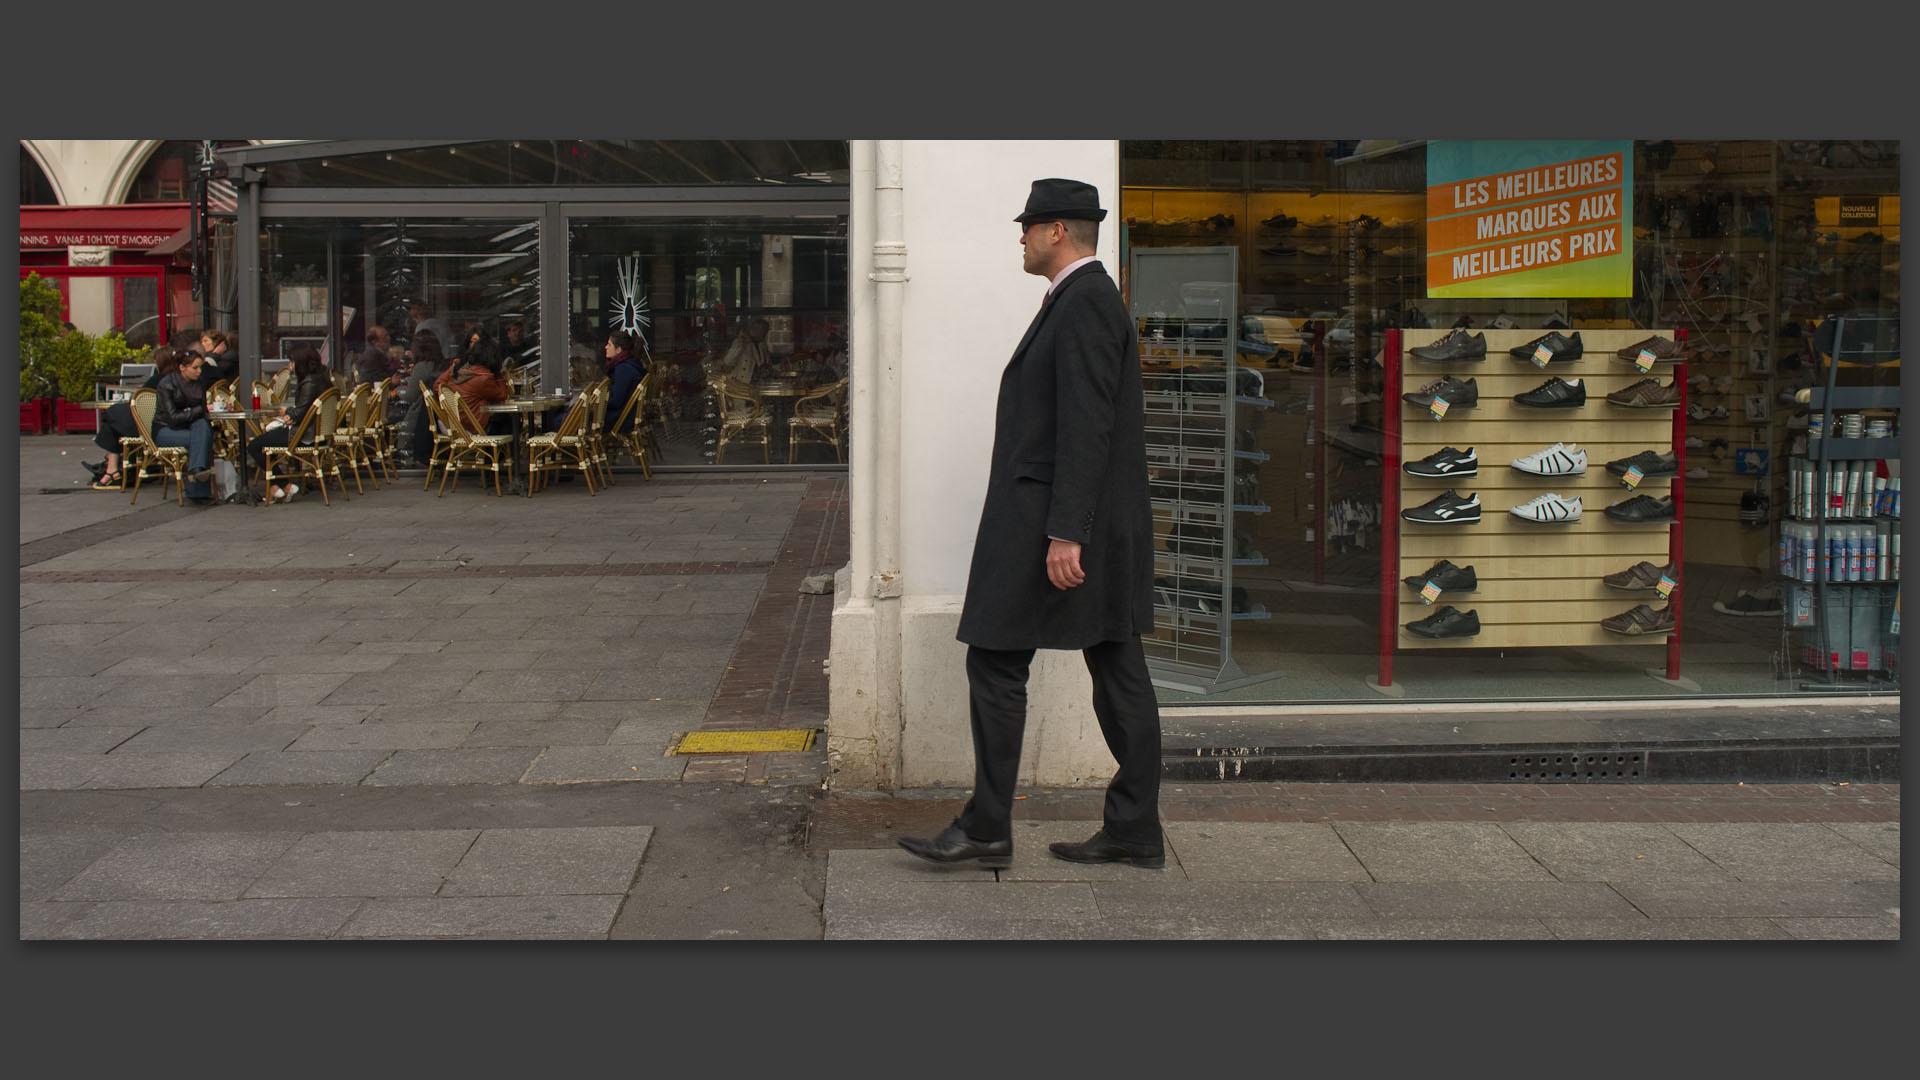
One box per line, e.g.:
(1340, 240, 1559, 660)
(17, 273, 154, 400)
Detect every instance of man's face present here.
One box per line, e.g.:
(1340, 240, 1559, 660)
(506, 325, 522, 345)
(1019, 220, 1059, 277)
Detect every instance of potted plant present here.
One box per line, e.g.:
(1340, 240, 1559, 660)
(17, 272, 64, 433)
(50, 331, 147, 433)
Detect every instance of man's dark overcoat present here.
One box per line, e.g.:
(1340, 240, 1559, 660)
(956, 260, 1153, 650)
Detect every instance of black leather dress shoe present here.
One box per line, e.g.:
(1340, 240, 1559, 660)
(1508, 330, 1583, 362)
(897, 824, 1012, 867)
(1512, 376, 1586, 408)
(1048, 828, 1166, 869)
(1408, 329, 1487, 364)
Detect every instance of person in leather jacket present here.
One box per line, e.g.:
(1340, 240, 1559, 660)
(246, 343, 332, 502)
(435, 336, 512, 434)
(88, 347, 181, 489)
(153, 349, 218, 504)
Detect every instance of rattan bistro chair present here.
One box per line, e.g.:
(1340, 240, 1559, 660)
(435, 388, 512, 497)
(328, 383, 380, 494)
(262, 386, 348, 506)
(605, 378, 652, 479)
(124, 389, 189, 505)
(525, 392, 596, 495)
(787, 377, 849, 463)
(711, 375, 770, 464)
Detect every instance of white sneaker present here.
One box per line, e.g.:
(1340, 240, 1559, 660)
(1509, 492, 1583, 522)
(1685, 435, 1705, 449)
(1686, 467, 1710, 479)
(1510, 442, 1588, 476)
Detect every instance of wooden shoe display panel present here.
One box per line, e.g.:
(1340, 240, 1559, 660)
(1394, 328, 1684, 650)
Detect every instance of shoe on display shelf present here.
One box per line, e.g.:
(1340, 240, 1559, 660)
(1508, 330, 1584, 363)
(1512, 376, 1587, 408)
(1401, 489, 1482, 525)
(1605, 378, 1682, 408)
(1687, 374, 1712, 393)
(1407, 329, 1488, 364)
(1738, 491, 1770, 523)
(1404, 604, 1481, 638)
(1604, 450, 1679, 478)
(1402, 559, 1478, 594)
(1601, 560, 1676, 591)
(1511, 442, 1588, 476)
(1713, 589, 1783, 617)
(1614, 335, 1689, 362)
(1684, 435, 1704, 449)
(1686, 467, 1710, 480)
(1604, 494, 1677, 523)
(1600, 603, 1677, 636)
(1403, 445, 1478, 478)
(1509, 492, 1583, 522)
(1402, 376, 1478, 410)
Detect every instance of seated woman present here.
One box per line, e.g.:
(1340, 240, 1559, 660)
(435, 337, 512, 434)
(195, 327, 238, 392)
(151, 349, 219, 505)
(88, 347, 180, 490)
(245, 343, 331, 503)
(603, 329, 648, 435)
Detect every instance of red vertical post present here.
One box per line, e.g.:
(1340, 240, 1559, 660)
(1667, 330, 1687, 680)
(1313, 328, 1328, 585)
(1379, 328, 1402, 688)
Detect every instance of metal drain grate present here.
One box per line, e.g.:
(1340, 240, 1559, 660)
(1509, 751, 1644, 782)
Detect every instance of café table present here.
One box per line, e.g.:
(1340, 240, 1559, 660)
(205, 405, 282, 504)
(751, 375, 818, 463)
(486, 394, 570, 496)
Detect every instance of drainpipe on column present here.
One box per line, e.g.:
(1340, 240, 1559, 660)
(840, 141, 910, 789)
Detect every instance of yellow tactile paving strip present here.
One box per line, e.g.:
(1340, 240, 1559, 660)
(666, 729, 817, 756)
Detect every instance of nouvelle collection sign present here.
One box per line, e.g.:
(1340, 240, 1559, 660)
(1425, 140, 1634, 298)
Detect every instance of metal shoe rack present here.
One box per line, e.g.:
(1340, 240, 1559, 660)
(1378, 326, 1690, 689)
(1783, 314, 1900, 689)
(1131, 246, 1275, 693)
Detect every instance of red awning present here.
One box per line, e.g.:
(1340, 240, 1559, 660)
(20, 203, 192, 250)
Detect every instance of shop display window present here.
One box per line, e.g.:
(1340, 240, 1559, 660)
(1121, 140, 1900, 704)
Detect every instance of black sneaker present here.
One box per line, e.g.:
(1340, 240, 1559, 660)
(1408, 329, 1488, 364)
(1508, 330, 1584, 363)
(1402, 559, 1478, 594)
(1604, 450, 1679, 478)
(1738, 492, 1770, 524)
(1405, 605, 1481, 638)
(1402, 489, 1482, 525)
(1402, 376, 1478, 410)
(1403, 445, 1479, 478)
(1604, 494, 1676, 522)
(1512, 376, 1587, 408)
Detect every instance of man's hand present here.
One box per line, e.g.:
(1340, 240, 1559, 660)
(1046, 539, 1085, 590)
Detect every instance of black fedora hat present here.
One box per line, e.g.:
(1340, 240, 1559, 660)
(1014, 178, 1108, 224)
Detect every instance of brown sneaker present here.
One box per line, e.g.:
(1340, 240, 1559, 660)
(1614, 335, 1688, 362)
(1599, 603, 1677, 636)
(1605, 378, 1682, 408)
(1601, 560, 1676, 590)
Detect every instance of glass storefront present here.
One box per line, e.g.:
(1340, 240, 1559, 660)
(1121, 140, 1901, 704)
(262, 217, 542, 379)
(226, 140, 852, 469)
(568, 216, 848, 465)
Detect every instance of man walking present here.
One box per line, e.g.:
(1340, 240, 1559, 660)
(897, 178, 1164, 870)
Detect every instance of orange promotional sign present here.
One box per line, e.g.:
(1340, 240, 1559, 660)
(1425, 142, 1633, 298)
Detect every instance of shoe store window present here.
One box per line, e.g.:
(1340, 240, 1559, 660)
(1120, 139, 1900, 705)
(567, 216, 849, 467)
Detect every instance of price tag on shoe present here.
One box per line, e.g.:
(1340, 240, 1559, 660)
(1656, 574, 1677, 598)
(1532, 344, 1554, 368)
(1622, 466, 1644, 489)
(1419, 581, 1442, 605)
(1635, 348, 1658, 373)
(1429, 398, 1450, 420)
